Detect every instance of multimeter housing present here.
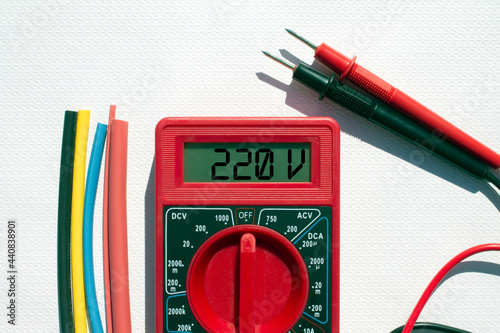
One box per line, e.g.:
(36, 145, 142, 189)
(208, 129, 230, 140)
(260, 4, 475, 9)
(155, 117, 340, 333)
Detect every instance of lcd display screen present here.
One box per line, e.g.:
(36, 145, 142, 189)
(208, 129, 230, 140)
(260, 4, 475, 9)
(184, 142, 311, 182)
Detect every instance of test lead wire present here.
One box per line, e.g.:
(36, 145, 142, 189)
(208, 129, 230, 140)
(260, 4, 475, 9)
(399, 244, 500, 333)
(263, 52, 500, 191)
(285, 29, 500, 169)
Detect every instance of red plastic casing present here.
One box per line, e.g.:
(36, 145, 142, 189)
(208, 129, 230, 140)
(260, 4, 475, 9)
(315, 42, 500, 168)
(155, 117, 340, 333)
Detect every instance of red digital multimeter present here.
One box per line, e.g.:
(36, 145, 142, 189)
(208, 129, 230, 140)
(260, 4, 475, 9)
(155, 117, 340, 333)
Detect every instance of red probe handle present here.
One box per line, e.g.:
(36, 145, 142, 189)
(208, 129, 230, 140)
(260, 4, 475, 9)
(347, 63, 396, 103)
(315, 43, 500, 168)
(390, 89, 500, 169)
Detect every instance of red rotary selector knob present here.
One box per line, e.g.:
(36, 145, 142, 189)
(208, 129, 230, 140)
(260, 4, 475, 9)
(186, 225, 309, 333)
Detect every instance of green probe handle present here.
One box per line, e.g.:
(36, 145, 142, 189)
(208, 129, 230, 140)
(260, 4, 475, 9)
(293, 63, 489, 180)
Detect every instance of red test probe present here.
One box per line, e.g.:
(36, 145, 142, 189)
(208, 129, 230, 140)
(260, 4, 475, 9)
(286, 29, 500, 169)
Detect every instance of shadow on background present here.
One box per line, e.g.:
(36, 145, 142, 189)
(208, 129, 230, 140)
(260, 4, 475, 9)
(440, 260, 500, 286)
(257, 49, 500, 211)
(145, 160, 155, 332)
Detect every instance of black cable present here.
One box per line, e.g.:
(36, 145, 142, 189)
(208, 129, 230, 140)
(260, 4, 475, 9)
(390, 322, 471, 333)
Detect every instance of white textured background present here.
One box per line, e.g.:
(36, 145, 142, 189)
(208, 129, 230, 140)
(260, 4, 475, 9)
(1, 1, 500, 332)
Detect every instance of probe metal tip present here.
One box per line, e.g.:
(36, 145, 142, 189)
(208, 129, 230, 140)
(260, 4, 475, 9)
(285, 28, 317, 50)
(262, 51, 295, 70)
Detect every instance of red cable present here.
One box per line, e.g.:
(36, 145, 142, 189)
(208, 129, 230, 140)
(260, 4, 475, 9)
(402, 244, 500, 333)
